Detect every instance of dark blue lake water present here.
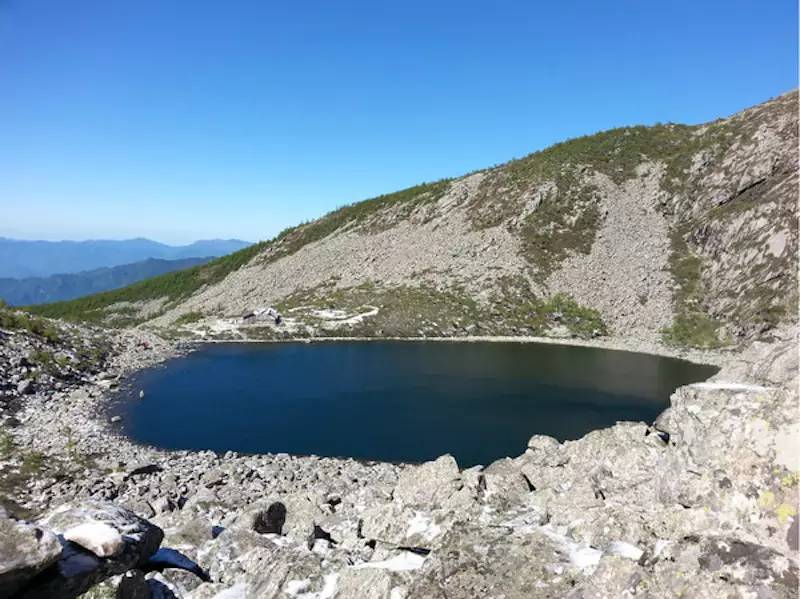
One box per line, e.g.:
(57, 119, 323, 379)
(114, 341, 717, 467)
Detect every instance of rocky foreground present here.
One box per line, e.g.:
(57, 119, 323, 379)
(0, 308, 797, 598)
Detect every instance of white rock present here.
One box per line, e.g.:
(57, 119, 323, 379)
(210, 583, 247, 599)
(352, 551, 427, 572)
(63, 521, 124, 557)
(607, 540, 644, 561)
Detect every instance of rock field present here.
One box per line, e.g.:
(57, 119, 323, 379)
(0, 311, 797, 597)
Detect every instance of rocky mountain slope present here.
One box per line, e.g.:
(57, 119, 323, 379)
(31, 90, 798, 348)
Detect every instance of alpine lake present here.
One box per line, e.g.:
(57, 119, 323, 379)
(112, 341, 718, 467)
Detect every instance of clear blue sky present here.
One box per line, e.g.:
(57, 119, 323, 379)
(1, 1, 796, 244)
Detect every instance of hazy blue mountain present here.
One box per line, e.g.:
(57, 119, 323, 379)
(168, 239, 253, 259)
(0, 257, 212, 306)
(0, 237, 250, 278)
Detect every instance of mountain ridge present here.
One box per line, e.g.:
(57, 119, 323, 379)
(29, 90, 798, 348)
(0, 257, 212, 306)
(0, 237, 250, 279)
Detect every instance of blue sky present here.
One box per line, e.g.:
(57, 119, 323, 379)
(0, 1, 796, 244)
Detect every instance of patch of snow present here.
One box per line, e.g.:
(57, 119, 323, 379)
(319, 574, 339, 599)
(346, 308, 378, 323)
(690, 381, 770, 392)
(286, 579, 311, 596)
(568, 545, 604, 572)
(607, 540, 644, 561)
(285, 574, 339, 599)
(767, 230, 788, 257)
(500, 510, 547, 531)
(390, 587, 407, 599)
(210, 582, 247, 599)
(288, 305, 312, 313)
(352, 551, 427, 572)
(406, 511, 442, 541)
(478, 504, 496, 523)
(263, 533, 293, 547)
(306, 305, 379, 327)
(540, 526, 603, 574)
(310, 309, 350, 320)
(774, 423, 800, 470)
(653, 539, 670, 559)
(312, 538, 331, 555)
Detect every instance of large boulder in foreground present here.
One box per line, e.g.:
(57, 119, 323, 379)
(0, 517, 62, 597)
(18, 501, 164, 598)
(407, 521, 582, 598)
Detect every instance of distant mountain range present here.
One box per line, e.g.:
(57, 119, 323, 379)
(0, 257, 214, 306)
(0, 237, 251, 279)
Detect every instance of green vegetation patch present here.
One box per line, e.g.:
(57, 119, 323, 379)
(74, 339, 113, 373)
(468, 168, 605, 279)
(520, 185, 602, 278)
(468, 116, 748, 280)
(0, 431, 14, 459)
(661, 229, 725, 349)
(662, 312, 725, 349)
(469, 123, 697, 227)
(173, 311, 205, 326)
(489, 279, 608, 339)
(277, 281, 483, 338)
(275, 278, 607, 340)
(271, 179, 451, 254)
(19, 451, 46, 477)
(540, 293, 608, 338)
(0, 301, 61, 342)
(507, 124, 697, 186)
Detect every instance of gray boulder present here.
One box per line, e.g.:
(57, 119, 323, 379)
(407, 521, 582, 598)
(20, 501, 164, 598)
(236, 492, 325, 543)
(394, 455, 461, 507)
(16, 379, 34, 395)
(0, 517, 62, 597)
(244, 545, 325, 599)
(336, 568, 394, 599)
(481, 457, 532, 507)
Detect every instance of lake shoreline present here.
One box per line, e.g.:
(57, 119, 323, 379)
(185, 332, 728, 367)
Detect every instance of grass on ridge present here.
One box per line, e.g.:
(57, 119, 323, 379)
(0, 300, 62, 342)
(173, 311, 205, 326)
